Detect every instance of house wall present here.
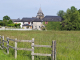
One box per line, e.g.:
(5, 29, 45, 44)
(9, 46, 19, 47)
(14, 22, 43, 30)
(24, 22, 32, 25)
(14, 22, 32, 28)
(14, 22, 23, 28)
(23, 26, 32, 29)
(33, 22, 42, 30)
(24, 22, 28, 24)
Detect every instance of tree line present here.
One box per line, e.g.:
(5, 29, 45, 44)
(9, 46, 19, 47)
(44, 6, 80, 31)
(0, 16, 20, 28)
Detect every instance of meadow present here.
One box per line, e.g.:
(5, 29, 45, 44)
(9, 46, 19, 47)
(0, 30, 80, 60)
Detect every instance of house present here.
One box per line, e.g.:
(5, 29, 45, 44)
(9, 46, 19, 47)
(13, 7, 62, 30)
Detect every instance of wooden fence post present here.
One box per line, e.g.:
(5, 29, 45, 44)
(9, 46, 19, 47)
(2, 36, 4, 49)
(32, 38, 34, 60)
(7, 37, 9, 54)
(0, 35, 1, 46)
(52, 40, 56, 60)
(15, 38, 17, 59)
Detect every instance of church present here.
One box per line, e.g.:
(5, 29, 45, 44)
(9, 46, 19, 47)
(13, 8, 62, 30)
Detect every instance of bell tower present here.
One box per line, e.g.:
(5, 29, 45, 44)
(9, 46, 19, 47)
(36, 7, 44, 19)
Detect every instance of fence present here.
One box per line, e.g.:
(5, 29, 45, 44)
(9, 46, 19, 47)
(0, 35, 56, 60)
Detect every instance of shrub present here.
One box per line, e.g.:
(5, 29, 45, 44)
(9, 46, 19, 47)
(43, 22, 61, 30)
(41, 26, 46, 30)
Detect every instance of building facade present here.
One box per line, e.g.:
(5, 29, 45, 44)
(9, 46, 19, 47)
(13, 8, 62, 30)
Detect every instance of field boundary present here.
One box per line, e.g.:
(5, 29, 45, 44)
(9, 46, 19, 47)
(0, 35, 56, 60)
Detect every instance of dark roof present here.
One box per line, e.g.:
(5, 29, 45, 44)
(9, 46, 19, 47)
(21, 18, 35, 22)
(21, 18, 42, 22)
(14, 19, 21, 22)
(14, 16, 62, 22)
(23, 24, 31, 26)
(11, 19, 17, 22)
(42, 16, 62, 22)
(32, 18, 42, 22)
(12, 18, 21, 22)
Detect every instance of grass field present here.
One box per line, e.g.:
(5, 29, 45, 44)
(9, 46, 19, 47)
(0, 30, 80, 60)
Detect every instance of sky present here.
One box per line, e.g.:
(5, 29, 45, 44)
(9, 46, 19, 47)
(0, 0, 80, 20)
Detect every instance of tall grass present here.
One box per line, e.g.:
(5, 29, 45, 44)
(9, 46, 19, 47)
(0, 30, 80, 60)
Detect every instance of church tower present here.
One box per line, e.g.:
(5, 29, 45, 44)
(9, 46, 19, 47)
(36, 7, 44, 19)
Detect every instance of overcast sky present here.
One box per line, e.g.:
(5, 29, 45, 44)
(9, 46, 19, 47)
(0, 0, 80, 20)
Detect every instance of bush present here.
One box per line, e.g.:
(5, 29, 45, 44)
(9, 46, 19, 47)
(7, 24, 14, 27)
(0, 22, 4, 26)
(0, 26, 2, 28)
(43, 22, 61, 30)
(27, 26, 29, 28)
(7, 23, 21, 28)
(41, 26, 46, 30)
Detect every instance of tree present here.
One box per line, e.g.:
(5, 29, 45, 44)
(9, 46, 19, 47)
(61, 6, 80, 30)
(43, 22, 61, 30)
(2, 20, 8, 26)
(78, 9, 80, 13)
(0, 21, 4, 26)
(8, 20, 13, 24)
(57, 10, 65, 21)
(3, 15, 10, 20)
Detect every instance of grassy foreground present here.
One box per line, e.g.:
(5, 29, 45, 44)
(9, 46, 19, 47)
(0, 30, 80, 60)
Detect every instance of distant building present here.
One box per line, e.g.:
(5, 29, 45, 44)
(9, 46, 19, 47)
(36, 7, 44, 19)
(13, 7, 62, 30)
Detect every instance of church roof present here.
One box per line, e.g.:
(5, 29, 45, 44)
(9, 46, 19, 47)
(38, 7, 43, 13)
(42, 16, 62, 22)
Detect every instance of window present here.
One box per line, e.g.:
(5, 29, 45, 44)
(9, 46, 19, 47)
(35, 26, 37, 29)
(39, 26, 40, 28)
(28, 22, 30, 24)
(45, 21, 48, 24)
(35, 26, 37, 28)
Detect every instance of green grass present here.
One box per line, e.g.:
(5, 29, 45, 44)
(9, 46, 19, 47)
(0, 30, 80, 60)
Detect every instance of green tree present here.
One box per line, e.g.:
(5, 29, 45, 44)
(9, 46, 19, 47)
(78, 9, 80, 13)
(3, 15, 10, 20)
(43, 22, 61, 30)
(8, 20, 13, 24)
(3, 20, 8, 26)
(14, 23, 21, 28)
(61, 6, 80, 30)
(57, 10, 65, 21)
(0, 21, 4, 26)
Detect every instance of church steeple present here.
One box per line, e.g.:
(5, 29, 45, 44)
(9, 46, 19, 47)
(38, 7, 43, 13)
(36, 7, 44, 19)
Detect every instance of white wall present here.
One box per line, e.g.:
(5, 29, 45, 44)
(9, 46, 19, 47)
(24, 22, 32, 25)
(14, 22, 42, 30)
(33, 22, 42, 30)
(24, 22, 28, 24)
(14, 22, 32, 28)
(14, 22, 23, 28)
